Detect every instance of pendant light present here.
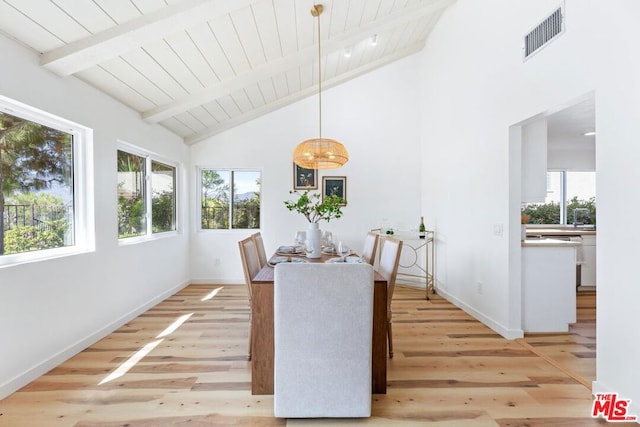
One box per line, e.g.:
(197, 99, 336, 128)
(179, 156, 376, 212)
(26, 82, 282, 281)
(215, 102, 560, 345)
(293, 4, 348, 169)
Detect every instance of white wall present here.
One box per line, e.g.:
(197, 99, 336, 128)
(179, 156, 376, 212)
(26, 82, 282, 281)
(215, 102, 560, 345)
(420, 0, 639, 414)
(0, 34, 190, 398)
(190, 55, 422, 283)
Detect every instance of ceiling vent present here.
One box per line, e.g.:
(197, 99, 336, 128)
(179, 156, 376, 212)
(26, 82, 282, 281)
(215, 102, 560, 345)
(524, 4, 564, 60)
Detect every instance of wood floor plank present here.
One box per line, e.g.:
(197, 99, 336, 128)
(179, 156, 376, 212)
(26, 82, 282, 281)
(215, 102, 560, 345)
(0, 285, 603, 426)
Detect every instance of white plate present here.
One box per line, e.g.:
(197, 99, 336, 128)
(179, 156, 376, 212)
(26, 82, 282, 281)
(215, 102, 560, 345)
(269, 256, 307, 265)
(325, 256, 363, 264)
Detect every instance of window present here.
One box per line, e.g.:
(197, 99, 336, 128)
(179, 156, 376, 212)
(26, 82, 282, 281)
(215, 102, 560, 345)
(117, 144, 176, 240)
(523, 171, 596, 225)
(200, 169, 260, 230)
(0, 95, 92, 264)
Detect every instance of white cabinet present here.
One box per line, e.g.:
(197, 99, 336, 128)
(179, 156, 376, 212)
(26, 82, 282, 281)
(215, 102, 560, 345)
(522, 243, 577, 332)
(521, 119, 548, 202)
(580, 234, 597, 287)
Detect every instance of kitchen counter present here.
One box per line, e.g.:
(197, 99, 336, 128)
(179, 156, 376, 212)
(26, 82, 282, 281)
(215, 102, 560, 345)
(521, 237, 583, 247)
(526, 226, 596, 237)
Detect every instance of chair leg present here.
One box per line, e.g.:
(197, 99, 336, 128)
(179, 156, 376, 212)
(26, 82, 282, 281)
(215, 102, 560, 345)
(387, 320, 393, 359)
(248, 314, 252, 361)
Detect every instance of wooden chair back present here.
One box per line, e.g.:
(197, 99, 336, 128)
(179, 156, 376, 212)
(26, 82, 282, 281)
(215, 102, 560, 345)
(361, 232, 379, 266)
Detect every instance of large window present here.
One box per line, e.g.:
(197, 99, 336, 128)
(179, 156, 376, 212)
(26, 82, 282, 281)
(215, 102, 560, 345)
(118, 145, 176, 239)
(1, 97, 91, 263)
(523, 171, 596, 225)
(201, 169, 260, 230)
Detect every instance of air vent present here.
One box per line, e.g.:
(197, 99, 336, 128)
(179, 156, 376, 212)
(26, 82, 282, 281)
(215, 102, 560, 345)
(524, 5, 564, 60)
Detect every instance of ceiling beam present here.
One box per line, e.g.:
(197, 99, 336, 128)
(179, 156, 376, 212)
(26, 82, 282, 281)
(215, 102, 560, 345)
(184, 41, 426, 145)
(40, 0, 257, 76)
(143, 0, 454, 124)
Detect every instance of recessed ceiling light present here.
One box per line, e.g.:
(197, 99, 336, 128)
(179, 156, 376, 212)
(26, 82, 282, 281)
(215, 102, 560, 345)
(584, 131, 596, 136)
(370, 34, 378, 46)
(344, 47, 351, 58)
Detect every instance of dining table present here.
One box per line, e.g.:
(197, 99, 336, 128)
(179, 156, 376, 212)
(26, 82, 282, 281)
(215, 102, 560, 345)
(250, 249, 388, 395)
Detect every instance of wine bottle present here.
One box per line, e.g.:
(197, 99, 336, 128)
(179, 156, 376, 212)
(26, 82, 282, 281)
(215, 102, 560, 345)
(419, 216, 426, 239)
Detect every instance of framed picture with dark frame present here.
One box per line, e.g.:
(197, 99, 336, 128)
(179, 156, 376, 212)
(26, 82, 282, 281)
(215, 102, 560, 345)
(293, 163, 317, 190)
(322, 176, 347, 205)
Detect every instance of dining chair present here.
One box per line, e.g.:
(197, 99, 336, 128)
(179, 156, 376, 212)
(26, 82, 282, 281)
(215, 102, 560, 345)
(251, 232, 268, 268)
(361, 232, 380, 266)
(238, 236, 261, 361)
(378, 237, 403, 358)
(273, 263, 374, 418)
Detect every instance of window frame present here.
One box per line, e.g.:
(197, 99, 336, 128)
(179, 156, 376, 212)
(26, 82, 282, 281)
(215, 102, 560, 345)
(117, 141, 179, 244)
(546, 169, 596, 225)
(0, 94, 94, 267)
(197, 167, 262, 232)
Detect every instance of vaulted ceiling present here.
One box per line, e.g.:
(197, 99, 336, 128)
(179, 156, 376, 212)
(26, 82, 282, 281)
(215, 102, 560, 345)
(0, 0, 455, 144)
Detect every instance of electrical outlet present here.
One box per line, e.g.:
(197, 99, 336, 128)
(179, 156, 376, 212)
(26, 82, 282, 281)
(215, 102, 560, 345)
(476, 281, 483, 294)
(214, 258, 221, 267)
(493, 223, 503, 237)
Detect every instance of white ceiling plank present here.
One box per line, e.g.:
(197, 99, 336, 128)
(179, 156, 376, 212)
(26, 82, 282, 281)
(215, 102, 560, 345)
(164, 30, 219, 89)
(0, 1, 63, 52)
(327, 0, 349, 38)
(142, 0, 445, 122)
(202, 100, 230, 123)
(323, 50, 341, 82)
(272, 0, 299, 57)
(93, 0, 144, 24)
(285, 68, 301, 94)
(99, 56, 174, 106)
(186, 23, 232, 82)
(271, 73, 289, 99)
(142, 38, 204, 94)
(361, 0, 383, 24)
(41, 0, 259, 76)
(230, 5, 267, 70)
(216, 95, 243, 119)
(251, 1, 282, 62)
(4, 0, 90, 44)
(188, 106, 219, 128)
(210, 14, 252, 76)
(244, 85, 266, 110)
(257, 79, 277, 105)
(376, 0, 396, 18)
(120, 48, 188, 101)
(299, 62, 314, 91)
(160, 116, 194, 138)
(173, 111, 207, 133)
(230, 89, 254, 114)
(53, 0, 116, 34)
(343, 0, 368, 32)
(130, 0, 172, 15)
(186, 41, 425, 144)
(75, 66, 156, 112)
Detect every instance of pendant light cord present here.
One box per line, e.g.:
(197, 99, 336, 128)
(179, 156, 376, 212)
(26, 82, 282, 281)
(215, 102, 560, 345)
(316, 4, 322, 140)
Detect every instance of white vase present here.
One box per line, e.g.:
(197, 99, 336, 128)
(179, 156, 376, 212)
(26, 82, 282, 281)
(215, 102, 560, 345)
(305, 222, 322, 259)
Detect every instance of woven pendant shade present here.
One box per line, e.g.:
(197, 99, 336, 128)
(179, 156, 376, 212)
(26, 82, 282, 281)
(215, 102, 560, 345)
(293, 4, 348, 169)
(293, 138, 348, 169)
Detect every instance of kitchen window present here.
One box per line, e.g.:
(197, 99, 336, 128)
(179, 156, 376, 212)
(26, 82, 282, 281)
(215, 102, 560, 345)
(200, 169, 261, 230)
(524, 171, 596, 225)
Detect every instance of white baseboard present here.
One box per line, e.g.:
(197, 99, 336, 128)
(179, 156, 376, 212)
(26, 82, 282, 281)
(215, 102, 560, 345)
(436, 287, 524, 340)
(189, 278, 244, 285)
(0, 279, 190, 400)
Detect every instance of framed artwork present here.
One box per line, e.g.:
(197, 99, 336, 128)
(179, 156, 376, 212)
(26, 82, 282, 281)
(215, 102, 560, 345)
(322, 176, 347, 205)
(293, 163, 317, 190)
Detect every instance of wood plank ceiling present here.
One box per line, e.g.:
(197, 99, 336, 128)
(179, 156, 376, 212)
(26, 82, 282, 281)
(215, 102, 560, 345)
(0, 0, 455, 145)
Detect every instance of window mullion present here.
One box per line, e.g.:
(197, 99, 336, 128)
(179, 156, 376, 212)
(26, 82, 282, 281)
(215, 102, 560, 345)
(145, 156, 152, 236)
(560, 170, 567, 224)
(229, 171, 234, 230)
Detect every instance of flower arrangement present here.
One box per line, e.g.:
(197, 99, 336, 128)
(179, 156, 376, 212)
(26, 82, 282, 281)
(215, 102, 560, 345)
(284, 190, 345, 223)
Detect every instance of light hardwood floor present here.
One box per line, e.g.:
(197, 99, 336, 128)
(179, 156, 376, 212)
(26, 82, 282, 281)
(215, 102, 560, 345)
(0, 285, 627, 426)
